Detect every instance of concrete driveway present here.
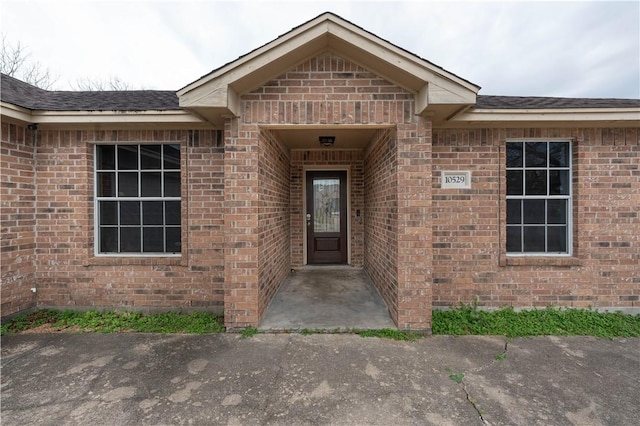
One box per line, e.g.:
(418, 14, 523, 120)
(1, 333, 638, 425)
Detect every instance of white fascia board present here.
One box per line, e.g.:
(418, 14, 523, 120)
(451, 108, 640, 123)
(1, 102, 33, 123)
(31, 110, 205, 125)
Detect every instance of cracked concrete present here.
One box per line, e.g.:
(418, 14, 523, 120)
(1, 334, 638, 425)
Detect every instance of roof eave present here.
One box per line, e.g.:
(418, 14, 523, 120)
(440, 107, 640, 128)
(1, 102, 211, 129)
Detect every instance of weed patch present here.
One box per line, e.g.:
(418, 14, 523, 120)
(1, 309, 224, 335)
(355, 328, 423, 341)
(239, 326, 259, 339)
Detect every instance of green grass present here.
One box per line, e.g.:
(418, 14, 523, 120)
(1, 309, 224, 335)
(2, 306, 639, 338)
(355, 328, 422, 341)
(432, 305, 640, 338)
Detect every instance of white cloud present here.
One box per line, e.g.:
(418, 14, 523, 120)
(2, 0, 638, 98)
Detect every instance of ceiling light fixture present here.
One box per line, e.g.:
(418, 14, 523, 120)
(319, 136, 336, 147)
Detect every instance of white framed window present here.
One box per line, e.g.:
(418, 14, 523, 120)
(506, 140, 572, 255)
(95, 144, 181, 256)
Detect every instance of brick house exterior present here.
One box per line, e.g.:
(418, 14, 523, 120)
(1, 13, 639, 330)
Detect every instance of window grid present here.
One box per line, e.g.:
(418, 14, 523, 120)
(506, 140, 572, 255)
(95, 144, 181, 256)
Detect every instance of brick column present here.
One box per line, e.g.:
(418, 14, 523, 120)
(395, 117, 433, 330)
(223, 119, 260, 329)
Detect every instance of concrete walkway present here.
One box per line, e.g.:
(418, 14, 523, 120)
(259, 266, 395, 331)
(2, 333, 638, 425)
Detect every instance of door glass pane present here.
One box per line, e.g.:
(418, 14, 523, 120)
(313, 178, 340, 233)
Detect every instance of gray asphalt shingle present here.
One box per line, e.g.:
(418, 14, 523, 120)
(2, 73, 639, 112)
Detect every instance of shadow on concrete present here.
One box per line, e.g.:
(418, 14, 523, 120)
(259, 266, 395, 331)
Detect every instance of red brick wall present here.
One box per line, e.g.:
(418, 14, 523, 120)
(241, 52, 415, 125)
(29, 129, 225, 313)
(1, 122, 37, 315)
(432, 127, 639, 310)
(364, 128, 398, 322)
(290, 150, 364, 267)
(258, 130, 291, 317)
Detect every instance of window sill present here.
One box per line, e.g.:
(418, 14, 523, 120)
(88, 256, 185, 267)
(502, 256, 581, 267)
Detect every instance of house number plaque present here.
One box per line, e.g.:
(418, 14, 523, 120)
(441, 171, 471, 189)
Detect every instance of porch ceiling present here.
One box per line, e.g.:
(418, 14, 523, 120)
(272, 127, 380, 150)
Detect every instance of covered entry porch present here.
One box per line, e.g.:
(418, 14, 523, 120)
(223, 123, 434, 331)
(176, 14, 479, 331)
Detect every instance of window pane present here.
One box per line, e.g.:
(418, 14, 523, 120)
(143, 201, 163, 225)
(506, 199, 522, 224)
(506, 142, 523, 167)
(525, 142, 547, 167)
(313, 178, 340, 233)
(523, 199, 545, 224)
(97, 145, 115, 170)
(118, 172, 138, 197)
(164, 172, 181, 197)
(143, 227, 164, 252)
(164, 144, 180, 169)
(120, 227, 141, 252)
(165, 201, 181, 225)
(99, 201, 118, 225)
(140, 145, 162, 170)
(120, 201, 140, 225)
(117, 145, 138, 170)
(549, 170, 570, 195)
(141, 172, 162, 197)
(506, 226, 522, 252)
(549, 142, 569, 167)
(523, 226, 545, 252)
(97, 172, 116, 197)
(525, 170, 547, 195)
(166, 227, 181, 253)
(548, 199, 567, 224)
(100, 227, 118, 252)
(506, 170, 523, 195)
(548, 226, 567, 252)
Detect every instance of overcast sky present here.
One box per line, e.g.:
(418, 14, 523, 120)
(2, 0, 639, 98)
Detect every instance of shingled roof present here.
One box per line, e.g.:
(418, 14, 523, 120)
(2, 73, 639, 112)
(1, 74, 179, 111)
(476, 95, 640, 109)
